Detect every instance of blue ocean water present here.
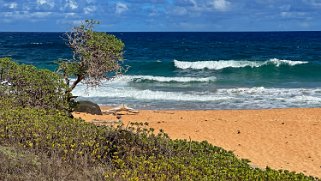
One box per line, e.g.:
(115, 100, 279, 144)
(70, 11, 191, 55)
(1, 32, 321, 109)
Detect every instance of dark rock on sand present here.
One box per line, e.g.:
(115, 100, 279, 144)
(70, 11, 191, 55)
(74, 101, 102, 115)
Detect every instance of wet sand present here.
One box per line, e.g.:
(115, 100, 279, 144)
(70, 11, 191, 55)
(73, 107, 321, 178)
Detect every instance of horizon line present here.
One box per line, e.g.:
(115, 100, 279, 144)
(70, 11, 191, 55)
(0, 30, 321, 33)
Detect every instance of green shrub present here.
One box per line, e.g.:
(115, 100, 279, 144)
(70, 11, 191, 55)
(0, 145, 106, 180)
(0, 58, 69, 111)
(0, 105, 318, 181)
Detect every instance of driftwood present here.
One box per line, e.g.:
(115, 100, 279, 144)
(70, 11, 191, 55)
(103, 104, 139, 115)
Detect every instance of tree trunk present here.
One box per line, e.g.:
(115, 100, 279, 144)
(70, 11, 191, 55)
(67, 74, 84, 94)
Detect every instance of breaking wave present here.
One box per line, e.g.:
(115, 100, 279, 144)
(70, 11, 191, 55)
(73, 84, 321, 108)
(174, 58, 308, 70)
(120, 75, 216, 83)
(30, 42, 43, 45)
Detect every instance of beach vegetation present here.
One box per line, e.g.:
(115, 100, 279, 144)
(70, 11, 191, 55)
(57, 19, 125, 96)
(0, 145, 106, 180)
(0, 57, 69, 113)
(0, 99, 319, 180)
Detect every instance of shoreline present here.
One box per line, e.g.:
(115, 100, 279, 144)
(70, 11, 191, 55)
(74, 107, 321, 178)
(97, 105, 321, 111)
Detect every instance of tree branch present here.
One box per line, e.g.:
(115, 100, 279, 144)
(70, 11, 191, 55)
(67, 74, 84, 93)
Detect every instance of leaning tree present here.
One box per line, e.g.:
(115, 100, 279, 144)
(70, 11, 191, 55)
(57, 20, 125, 98)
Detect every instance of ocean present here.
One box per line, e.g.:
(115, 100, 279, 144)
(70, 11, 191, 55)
(1, 32, 321, 110)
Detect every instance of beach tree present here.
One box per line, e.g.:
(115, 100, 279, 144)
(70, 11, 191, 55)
(57, 20, 125, 98)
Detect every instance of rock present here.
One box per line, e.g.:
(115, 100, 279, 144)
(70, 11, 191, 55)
(74, 101, 102, 115)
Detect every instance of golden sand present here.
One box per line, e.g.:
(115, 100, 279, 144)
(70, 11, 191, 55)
(73, 107, 321, 177)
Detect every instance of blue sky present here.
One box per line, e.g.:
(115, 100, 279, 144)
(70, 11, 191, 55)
(1, 0, 321, 32)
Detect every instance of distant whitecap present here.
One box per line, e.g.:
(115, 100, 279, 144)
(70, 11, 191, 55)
(174, 58, 308, 70)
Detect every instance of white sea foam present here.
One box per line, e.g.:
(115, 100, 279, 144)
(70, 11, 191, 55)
(31, 42, 43, 45)
(174, 58, 308, 70)
(123, 75, 216, 83)
(82, 75, 215, 85)
(71, 75, 218, 102)
(267, 58, 308, 66)
(72, 86, 231, 102)
(72, 83, 321, 107)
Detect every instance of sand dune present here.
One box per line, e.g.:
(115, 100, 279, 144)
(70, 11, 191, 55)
(73, 107, 321, 178)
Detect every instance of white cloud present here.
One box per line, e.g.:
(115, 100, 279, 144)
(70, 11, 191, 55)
(86, 0, 96, 3)
(115, 2, 128, 14)
(299, 21, 311, 28)
(174, 0, 231, 14)
(56, 19, 80, 25)
(71, 20, 82, 25)
(280, 11, 291, 17)
(37, 0, 46, 5)
(65, 0, 78, 10)
(5, 2, 18, 9)
(1, 11, 52, 19)
(190, 0, 198, 7)
(279, 5, 291, 11)
(304, 0, 321, 7)
(37, 0, 55, 8)
(32, 12, 52, 18)
(64, 12, 77, 18)
(211, 0, 231, 11)
(84, 6, 97, 14)
(173, 7, 188, 16)
(22, 3, 31, 11)
(280, 11, 306, 18)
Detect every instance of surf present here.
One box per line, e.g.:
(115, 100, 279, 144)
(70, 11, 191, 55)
(174, 58, 308, 70)
(122, 75, 216, 83)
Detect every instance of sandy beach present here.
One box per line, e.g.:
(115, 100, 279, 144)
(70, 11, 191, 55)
(73, 107, 321, 178)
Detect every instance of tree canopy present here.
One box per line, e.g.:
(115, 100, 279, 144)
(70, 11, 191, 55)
(58, 20, 125, 94)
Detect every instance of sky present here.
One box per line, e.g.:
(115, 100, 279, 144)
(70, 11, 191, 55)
(0, 0, 321, 32)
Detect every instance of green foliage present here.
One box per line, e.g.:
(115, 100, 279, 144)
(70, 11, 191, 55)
(57, 61, 81, 78)
(0, 104, 318, 180)
(0, 58, 69, 112)
(0, 145, 106, 180)
(58, 19, 125, 91)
